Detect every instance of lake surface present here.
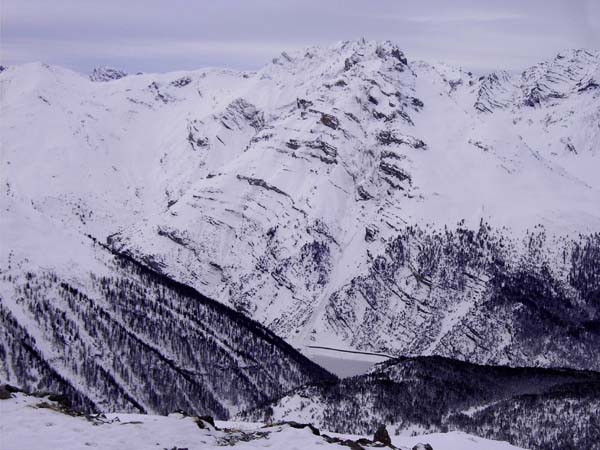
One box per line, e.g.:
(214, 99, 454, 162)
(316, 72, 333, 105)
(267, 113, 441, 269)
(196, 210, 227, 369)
(310, 354, 380, 377)
(302, 347, 390, 378)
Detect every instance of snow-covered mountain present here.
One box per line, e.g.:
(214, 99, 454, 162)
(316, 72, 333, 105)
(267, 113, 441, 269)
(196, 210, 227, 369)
(1, 41, 599, 372)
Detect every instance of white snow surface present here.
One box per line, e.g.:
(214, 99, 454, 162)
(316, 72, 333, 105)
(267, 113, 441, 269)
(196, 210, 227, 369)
(2, 41, 599, 353)
(0, 393, 527, 450)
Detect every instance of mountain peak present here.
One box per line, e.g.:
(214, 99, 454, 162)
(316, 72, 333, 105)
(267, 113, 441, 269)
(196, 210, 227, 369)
(262, 39, 411, 89)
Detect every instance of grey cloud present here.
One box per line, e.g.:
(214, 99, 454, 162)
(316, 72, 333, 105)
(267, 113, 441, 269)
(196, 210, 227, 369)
(1, 0, 598, 74)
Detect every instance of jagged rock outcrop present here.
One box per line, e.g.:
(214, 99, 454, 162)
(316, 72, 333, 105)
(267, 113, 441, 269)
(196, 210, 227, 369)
(89, 66, 127, 82)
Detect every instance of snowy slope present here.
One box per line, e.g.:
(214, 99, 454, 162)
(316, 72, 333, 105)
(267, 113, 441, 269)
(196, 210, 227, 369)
(0, 392, 527, 450)
(0, 197, 332, 417)
(1, 41, 599, 368)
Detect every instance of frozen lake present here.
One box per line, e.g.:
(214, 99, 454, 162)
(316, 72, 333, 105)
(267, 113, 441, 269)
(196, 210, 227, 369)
(302, 346, 390, 378)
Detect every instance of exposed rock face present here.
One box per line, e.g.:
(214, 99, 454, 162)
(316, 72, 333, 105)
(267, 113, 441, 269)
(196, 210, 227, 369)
(89, 66, 127, 82)
(319, 113, 340, 129)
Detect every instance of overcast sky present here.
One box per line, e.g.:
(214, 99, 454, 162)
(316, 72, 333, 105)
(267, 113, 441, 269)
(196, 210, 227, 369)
(1, 0, 599, 74)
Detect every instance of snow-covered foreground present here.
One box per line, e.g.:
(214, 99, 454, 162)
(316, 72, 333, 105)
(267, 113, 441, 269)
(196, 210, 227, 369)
(0, 393, 527, 450)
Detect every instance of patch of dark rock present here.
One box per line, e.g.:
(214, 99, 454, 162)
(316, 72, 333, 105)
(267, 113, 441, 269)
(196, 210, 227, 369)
(286, 139, 301, 150)
(47, 394, 72, 408)
(577, 79, 599, 92)
(187, 131, 209, 150)
(209, 262, 223, 271)
(391, 48, 408, 65)
(372, 110, 391, 121)
(0, 385, 13, 399)
(397, 110, 414, 125)
(357, 186, 374, 200)
(307, 219, 338, 245)
(345, 112, 360, 123)
(236, 174, 290, 197)
(306, 140, 338, 158)
(320, 113, 340, 130)
(365, 225, 379, 242)
(368, 95, 379, 105)
(139, 254, 168, 272)
(449, 79, 463, 92)
(171, 77, 192, 88)
(411, 97, 424, 109)
(344, 54, 361, 71)
(412, 444, 434, 450)
(318, 155, 337, 164)
(90, 67, 127, 82)
(148, 82, 173, 104)
(343, 440, 366, 450)
(523, 85, 544, 107)
(377, 131, 426, 149)
(380, 161, 411, 183)
(297, 98, 314, 109)
(194, 415, 218, 429)
(250, 132, 273, 144)
(157, 228, 187, 246)
(266, 226, 277, 240)
(380, 150, 405, 160)
(548, 91, 566, 100)
(271, 270, 296, 293)
(374, 424, 392, 446)
(222, 98, 264, 131)
(469, 140, 491, 152)
(322, 435, 365, 450)
(299, 241, 332, 286)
